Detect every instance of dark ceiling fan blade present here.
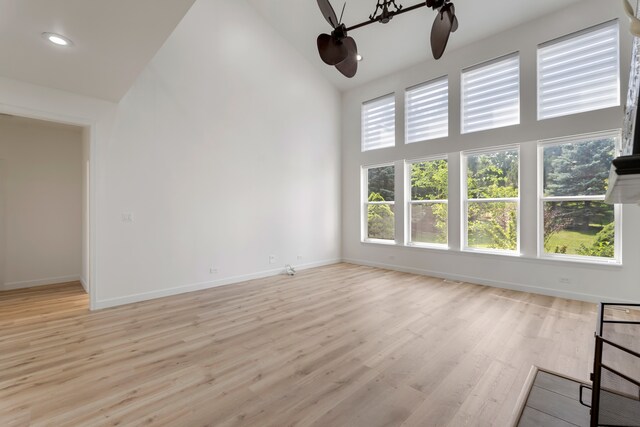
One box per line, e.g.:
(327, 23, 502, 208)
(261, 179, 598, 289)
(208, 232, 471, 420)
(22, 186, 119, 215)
(317, 33, 349, 65)
(426, 0, 444, 10)
(431, 4, 453, 60)
(317, 0, 340, 28)
(335, 37, 358, 78)
(450, 3, 458, 32)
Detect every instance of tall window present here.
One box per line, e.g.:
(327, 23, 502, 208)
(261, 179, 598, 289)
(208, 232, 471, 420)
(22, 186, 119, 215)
(407, 157, 448, 246)
(363, 164, 395, 242)
(463, 147, 519, 253)
(539, 131, 620, 262)
(405, 76, 448, 143)
(461, 53, 520, 134)
(538, 20, 620, 120)
(362, 94, 395, 152)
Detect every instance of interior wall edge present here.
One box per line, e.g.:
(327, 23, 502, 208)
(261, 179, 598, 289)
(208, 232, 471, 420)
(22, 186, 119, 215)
(93, 258, 341, 310)
(342, 258, 640, 305)
(3, 274, 82, 291)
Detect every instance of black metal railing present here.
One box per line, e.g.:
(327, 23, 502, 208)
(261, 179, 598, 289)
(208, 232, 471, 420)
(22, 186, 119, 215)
(582, 303, 640, 427)
(598, 303, 640, 336)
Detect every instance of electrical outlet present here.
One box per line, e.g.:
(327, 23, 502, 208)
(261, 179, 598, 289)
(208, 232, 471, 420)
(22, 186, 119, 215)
(121, 212, 134, 223)
(269, 255, 277, 264)
(559, 277, 571, 285)
(297, 255, 303, 261)
(209, 267, 218, 274)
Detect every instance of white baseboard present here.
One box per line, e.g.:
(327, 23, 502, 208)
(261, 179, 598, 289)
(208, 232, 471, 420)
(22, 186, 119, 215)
(3, 274, 81, 291)
(342, 258, 639, 304)
(93, 259, 341, 310)
(79, 276, 88, 293)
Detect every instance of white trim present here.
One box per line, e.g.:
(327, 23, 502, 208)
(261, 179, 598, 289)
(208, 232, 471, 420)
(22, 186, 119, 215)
(3, 275, 81, 290)
(342, 258, 638, 304)
(80, 276, 88, 292)
(94, 259, 341, 310)
(541, 195, 605, 202)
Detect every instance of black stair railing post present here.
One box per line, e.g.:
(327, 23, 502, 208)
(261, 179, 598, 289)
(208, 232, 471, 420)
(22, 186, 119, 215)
(591, 334, 603, 427)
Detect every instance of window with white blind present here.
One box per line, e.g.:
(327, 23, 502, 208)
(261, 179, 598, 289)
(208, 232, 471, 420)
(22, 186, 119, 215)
(362, 94, 395, 152)
(461, 54, 520, 134)
(538, 21, 620, 120)
(405, 77, 448, 144)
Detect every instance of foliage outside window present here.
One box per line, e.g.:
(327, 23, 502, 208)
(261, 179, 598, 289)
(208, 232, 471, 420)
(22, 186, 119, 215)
(463, 147, 519, 252)
(540, 132, 619, 262)
(364, 165, 395, 241)
(408, 158, 448, 246)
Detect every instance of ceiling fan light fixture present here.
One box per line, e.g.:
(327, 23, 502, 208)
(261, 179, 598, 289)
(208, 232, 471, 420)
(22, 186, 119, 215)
(316, 0, 458, 77)
(42, 32, 73, 47)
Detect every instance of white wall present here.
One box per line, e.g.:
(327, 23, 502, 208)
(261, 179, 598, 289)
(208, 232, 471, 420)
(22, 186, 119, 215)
(93, 0, 341, 307)
(342, 0, 640, 303)
(0, 117, 83, 289)
(0, 0, 341, 309)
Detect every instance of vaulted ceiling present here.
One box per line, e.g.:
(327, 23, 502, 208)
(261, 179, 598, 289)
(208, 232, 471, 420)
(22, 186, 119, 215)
(0, 0, 587, 101)
(0, 0, 196, 101)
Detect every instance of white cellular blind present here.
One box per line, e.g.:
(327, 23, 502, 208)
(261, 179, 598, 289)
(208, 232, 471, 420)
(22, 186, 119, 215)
(538, 21, 620, 120)
(461, 54, 520, 134)
(362, 94, 395, 151)
(405, 77, 448, 144)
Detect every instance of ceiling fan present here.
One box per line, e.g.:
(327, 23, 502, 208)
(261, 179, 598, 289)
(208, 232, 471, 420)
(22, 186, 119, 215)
(316, 0, 459, 78)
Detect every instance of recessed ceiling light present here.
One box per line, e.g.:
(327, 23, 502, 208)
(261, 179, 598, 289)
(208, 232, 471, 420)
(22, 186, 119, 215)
(42, 32, 73, 47)
(356, 54, 363, 61)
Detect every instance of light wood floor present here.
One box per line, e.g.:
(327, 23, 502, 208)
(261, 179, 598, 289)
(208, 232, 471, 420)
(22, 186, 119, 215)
(0, 263, 598, 427)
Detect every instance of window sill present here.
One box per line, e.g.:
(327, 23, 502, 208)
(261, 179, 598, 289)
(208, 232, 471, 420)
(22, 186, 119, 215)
(538, 253, 622, 267)
(406, 242, 449, 250)
(361, 239, 398, 246)
(358, 241, 623, 267)
(461, 247, 521, 257)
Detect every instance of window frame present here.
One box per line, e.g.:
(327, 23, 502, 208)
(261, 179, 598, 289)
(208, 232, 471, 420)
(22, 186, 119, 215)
(537, 130, 622, 265)
(460, 52, 521, 135)
(404, 76, 449, 144)
(361, 163, 396, 244)
(537, 20, 620, 121)
(361, 93, 396, 152)
(461, 144, 521, 255)
(405, 155, 449, 249)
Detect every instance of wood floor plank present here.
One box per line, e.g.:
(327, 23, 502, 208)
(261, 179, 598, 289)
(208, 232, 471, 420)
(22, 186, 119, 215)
(0, 264, 598, 426)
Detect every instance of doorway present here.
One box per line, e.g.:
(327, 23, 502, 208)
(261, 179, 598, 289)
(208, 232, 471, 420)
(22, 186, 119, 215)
(0, 114, 90, 308)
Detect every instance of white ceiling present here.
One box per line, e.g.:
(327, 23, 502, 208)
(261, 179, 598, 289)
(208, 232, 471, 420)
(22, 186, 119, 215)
(247, 0, 585, 91)
(0, 0, 196, 101)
